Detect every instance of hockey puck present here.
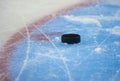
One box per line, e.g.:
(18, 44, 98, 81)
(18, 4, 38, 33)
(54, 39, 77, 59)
(61, 34, 80, 44)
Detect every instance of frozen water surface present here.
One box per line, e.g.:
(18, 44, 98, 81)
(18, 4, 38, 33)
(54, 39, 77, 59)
(2, 1, 120, 81)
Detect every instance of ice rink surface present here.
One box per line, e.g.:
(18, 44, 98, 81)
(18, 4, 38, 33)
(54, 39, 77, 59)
(0, 0, 120, 81)
(0, 0, 90, 46)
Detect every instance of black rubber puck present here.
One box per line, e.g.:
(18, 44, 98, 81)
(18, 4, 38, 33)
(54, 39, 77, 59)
(61, 34, 80, 44)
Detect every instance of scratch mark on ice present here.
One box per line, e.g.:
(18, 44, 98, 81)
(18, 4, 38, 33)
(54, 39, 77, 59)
(15, 17, 31, 81)
(35, 26, 74, 81)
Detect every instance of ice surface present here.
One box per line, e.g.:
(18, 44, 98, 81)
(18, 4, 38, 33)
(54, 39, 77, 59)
(0, 0, 85, 46)
(0, 0, 120, 81)
(9, 2, 120, 81)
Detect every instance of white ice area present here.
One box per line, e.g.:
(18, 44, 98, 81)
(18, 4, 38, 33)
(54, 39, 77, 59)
(94, 47, 102, 53)
(63, 15, 102, 27)
(63, 15, 120, 27)
(106, 26, 120, 35)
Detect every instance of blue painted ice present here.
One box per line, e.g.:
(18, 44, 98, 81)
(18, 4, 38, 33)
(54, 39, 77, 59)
(9, 2, 120, 81)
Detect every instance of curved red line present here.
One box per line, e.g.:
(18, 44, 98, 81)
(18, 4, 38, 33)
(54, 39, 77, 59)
(0, 0, 99, 81)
